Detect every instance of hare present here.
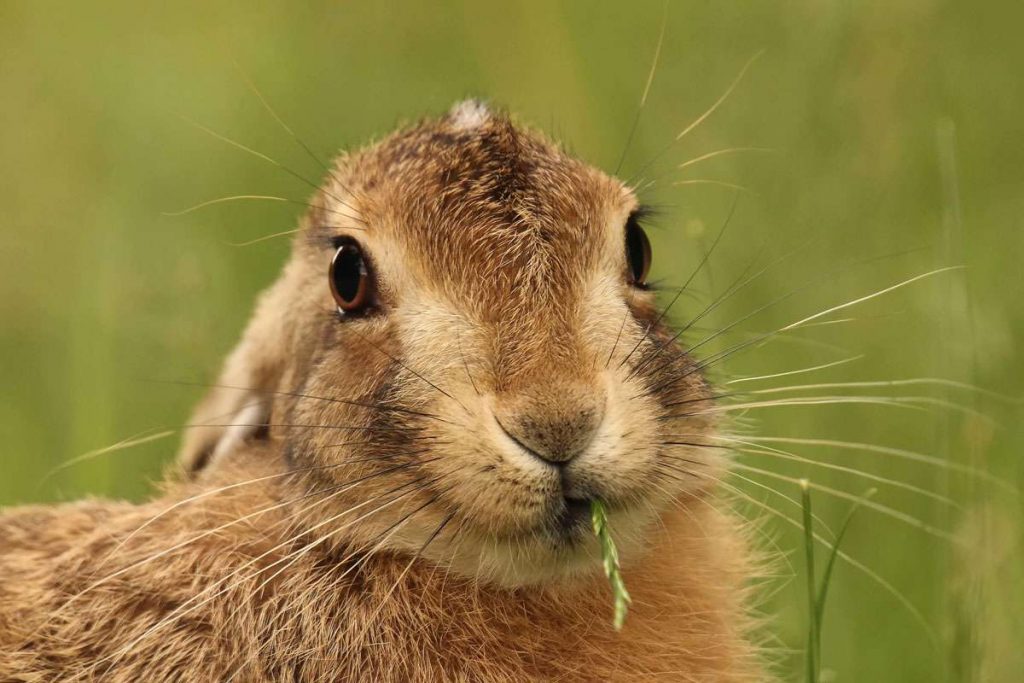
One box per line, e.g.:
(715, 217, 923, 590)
(0, 101, 762, 681)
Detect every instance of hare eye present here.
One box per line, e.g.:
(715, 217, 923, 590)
(329, 241, 372, 314)
(625, 214, 652, 287)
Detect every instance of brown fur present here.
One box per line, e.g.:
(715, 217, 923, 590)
(0, 102, 764, 681)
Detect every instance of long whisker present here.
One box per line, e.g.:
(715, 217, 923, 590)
(78, 460, 434, 604)
(677, 147, 777, 172)
(227, 228, 303, 246)
(641, 267, 966, 398)
(38, 394, 279, 483)
(627, 51, 762, 185)
(664, 395, 988, 421)
(150, 377, 454, 425)
(97, 476, 435, 673)
(627, 231, 819, 381)
(350, 509, 457, 647)
(225, 497, 454, 678)
(105, 453, 431, 562)
(731, 462, 956, 542)
(722, 471, 835, 540)
(176, 115, 364, 222)
(37, 429, 175, 488)
(161, 194, 361, 224)
(719, 478, 939, 647)
(672, 179, 756, 194)
(781, 266, 964, 332)
(182, 422, 419, 432)
(740, 436, 1014, 492)
(614, 0, 668, 175)
(350, 328, 471, 416)
(725, 355, 864, 385)
(634, 240, 927, 387)
(724, 439, 960, 508)
(747, 379, 1021, 405)
(617, 192, 738, 370)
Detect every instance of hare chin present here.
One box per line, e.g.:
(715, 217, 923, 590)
(425, 505, 654, 588)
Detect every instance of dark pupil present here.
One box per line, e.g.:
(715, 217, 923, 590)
(334, 246, 364, 302)
(625, 222, 647, 282)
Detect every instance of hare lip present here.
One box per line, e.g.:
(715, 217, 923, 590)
(553, 495, 592, 538)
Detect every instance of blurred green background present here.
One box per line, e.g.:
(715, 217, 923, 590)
(1, 1, 1021, 680)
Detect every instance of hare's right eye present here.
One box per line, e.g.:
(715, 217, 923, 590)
(329, 241, 373, 316)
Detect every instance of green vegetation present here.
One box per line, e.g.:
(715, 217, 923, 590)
(1, 1, 1022, 680)
(800, 481, 875, 682)
(592, 499, 632, 630)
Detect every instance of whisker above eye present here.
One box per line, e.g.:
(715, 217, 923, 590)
(672, 179, 757, 195)
(176, 115, 366, 223)
(161, 193, 362, 224)
(613, 0, 668, 176)
(626, 51, 763, 185)
(226, 228, 304, 247)
(676, 147, 778, 172)
(228, 56, 375, 215)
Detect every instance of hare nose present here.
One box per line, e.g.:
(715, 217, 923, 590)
(494, 385, 605, 466)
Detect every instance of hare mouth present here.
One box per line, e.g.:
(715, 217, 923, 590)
(551, 495, 593, 542)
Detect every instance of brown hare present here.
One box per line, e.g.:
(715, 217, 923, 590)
(0, 101, 761, 681)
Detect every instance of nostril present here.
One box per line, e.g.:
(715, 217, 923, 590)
(492, 382, 606, 466)
(495, 413, 596, 466)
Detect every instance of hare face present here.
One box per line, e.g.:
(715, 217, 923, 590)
(226, 102, 720, 586)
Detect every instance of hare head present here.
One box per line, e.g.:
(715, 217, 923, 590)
(179, 100, 720, 586)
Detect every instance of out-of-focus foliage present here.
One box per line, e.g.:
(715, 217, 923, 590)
(1, 2, 1021, 680)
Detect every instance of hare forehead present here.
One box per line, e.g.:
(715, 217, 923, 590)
(324, 109, 635, 312)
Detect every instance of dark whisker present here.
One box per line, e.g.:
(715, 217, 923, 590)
(617, 192, 738, 370)
(350, 328, 471, 415)
(456, 330, 481, 397)
(147, 378, 454, 425)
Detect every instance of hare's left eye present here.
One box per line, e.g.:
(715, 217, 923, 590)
(625, 213, 652, 287)
(329, 240, 374, 316)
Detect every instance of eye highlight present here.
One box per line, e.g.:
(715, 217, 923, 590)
(625, 213, 652, 287)
(329, 240, 373, 315)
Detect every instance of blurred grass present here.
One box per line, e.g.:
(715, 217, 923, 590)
(1, 1, 1022, 680)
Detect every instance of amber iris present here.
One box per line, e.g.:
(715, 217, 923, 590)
(329, 242, 371, 313)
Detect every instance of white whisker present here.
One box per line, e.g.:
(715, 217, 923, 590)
(726, 355, 865, 385)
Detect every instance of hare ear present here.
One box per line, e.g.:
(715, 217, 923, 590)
(177, 280, 291, 477)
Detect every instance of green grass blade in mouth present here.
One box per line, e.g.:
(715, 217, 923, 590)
(591, 499, 632, 630)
